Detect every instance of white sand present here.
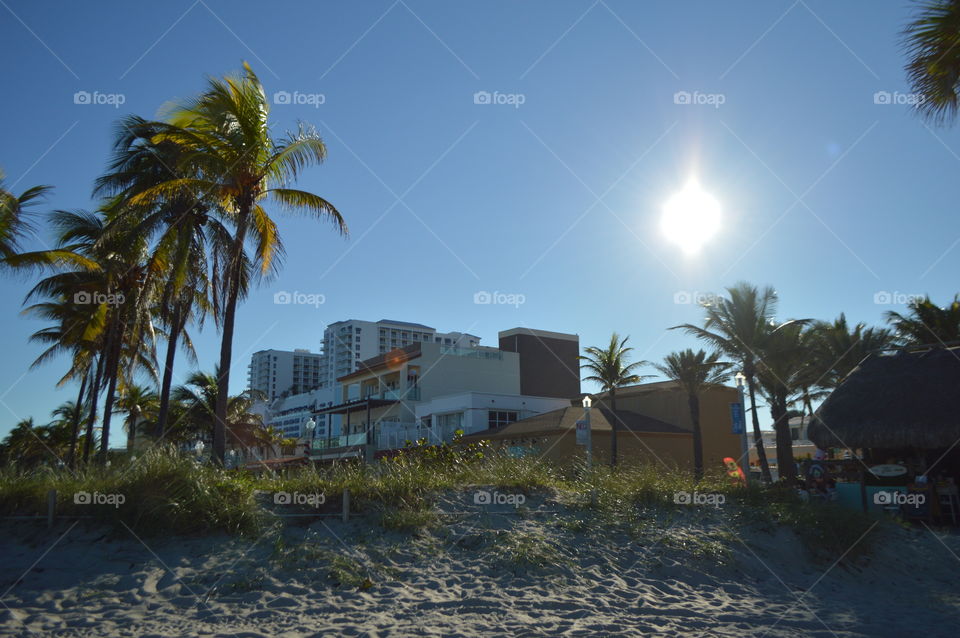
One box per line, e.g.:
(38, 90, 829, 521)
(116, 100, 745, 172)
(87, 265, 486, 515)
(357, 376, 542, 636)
(1, 490, 958, 637)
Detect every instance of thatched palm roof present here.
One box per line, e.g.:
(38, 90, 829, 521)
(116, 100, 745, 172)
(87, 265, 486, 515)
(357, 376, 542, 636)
(807, 347, 960, 450)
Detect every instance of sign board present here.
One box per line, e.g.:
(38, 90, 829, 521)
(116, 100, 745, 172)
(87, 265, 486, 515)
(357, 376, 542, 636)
(575, 420, 589, 446)
(730, 402, 745, 435)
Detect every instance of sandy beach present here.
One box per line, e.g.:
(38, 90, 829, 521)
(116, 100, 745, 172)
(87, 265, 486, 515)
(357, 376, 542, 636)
(2, 490, 958, 637)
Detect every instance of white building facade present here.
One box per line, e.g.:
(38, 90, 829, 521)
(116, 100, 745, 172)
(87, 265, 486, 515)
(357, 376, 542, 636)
(319, 319, 480, 389)
(310, 331, 580, 460)
(247, 348, 323, 402)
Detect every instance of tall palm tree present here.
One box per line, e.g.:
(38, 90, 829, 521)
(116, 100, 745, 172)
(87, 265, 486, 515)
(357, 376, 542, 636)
(0, 168, 52, 268)
(23, 208, 156, 464)
(94, 115, 222, 440)
(653, 349, 730, 481)
(754, 323, 811, 487)
(885, 295, 960, 345)
(904, 0, 960, 124)
(673, 282, 786, 483)
(131, 63, 347, 463)
(114, 384, 159, 452)
(579, 333, 650, 467)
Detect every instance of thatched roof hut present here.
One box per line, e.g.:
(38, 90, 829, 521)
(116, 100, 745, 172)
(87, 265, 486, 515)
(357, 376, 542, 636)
(807, 347, 960, 450)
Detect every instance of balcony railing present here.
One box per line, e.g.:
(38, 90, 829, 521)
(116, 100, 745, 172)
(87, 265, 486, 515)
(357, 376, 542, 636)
(311, 432, 368, 451)
(361, 387, 420, 401)
(377, 423, 460, 450)
(308, 422, 460, 455)
(439, 347, 502, 360)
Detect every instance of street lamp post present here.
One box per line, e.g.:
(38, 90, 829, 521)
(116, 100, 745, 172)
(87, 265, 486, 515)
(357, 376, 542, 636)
(304, 417, 316, 458)
(582, 395, 593, 471)
(734, 372, 750, 485)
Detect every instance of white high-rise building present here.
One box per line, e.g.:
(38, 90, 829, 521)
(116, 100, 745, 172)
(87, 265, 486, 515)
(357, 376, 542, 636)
(249, 320, 481, 442)
(319, 319, 480, 388)
(247, 348, 323, 402)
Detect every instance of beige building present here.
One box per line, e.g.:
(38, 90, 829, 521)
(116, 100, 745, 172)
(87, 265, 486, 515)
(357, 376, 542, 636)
(465, 381, 745, 472)
(309, 328, 581, 461)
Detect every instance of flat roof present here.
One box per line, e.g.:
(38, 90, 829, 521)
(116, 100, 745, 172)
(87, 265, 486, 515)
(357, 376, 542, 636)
(378, 319, 435, 330)
(498, 327, 579, 342)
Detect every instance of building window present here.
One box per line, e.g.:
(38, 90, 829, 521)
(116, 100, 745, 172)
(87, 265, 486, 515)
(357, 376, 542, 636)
(488, 411, 519, 429)
(437, 412, 463, 430)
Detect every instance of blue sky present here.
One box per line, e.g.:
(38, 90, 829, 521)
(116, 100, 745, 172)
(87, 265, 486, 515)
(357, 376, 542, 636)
(1, 1, 956, 445)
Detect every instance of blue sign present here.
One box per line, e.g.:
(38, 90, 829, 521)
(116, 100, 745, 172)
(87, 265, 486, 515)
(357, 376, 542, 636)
(730, 402, 745, 435)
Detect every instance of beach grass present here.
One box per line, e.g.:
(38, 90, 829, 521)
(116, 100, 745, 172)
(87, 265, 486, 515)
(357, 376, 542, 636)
(0, 446, 880, 562)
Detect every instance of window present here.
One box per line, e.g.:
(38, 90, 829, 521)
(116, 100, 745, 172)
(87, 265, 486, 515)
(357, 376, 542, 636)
(437, 412, 463, 430)
(488, 411, 519, 429)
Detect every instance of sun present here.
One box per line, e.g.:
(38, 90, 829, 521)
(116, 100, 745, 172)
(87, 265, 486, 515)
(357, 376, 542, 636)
(660, 183, 722, 255)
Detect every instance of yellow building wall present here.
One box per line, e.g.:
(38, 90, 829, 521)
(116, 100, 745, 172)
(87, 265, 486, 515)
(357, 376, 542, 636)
(610, 385, 743, 473)
(491, 430, 693, 470)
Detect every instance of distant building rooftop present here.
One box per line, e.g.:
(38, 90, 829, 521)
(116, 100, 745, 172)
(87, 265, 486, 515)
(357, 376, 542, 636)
(498, 327, 578, 342)
(378, 319, 435, 330)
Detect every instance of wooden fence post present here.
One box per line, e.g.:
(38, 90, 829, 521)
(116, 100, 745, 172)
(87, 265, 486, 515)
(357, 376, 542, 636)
(46, 489, 57, 528)
(342, 488, 350, 523)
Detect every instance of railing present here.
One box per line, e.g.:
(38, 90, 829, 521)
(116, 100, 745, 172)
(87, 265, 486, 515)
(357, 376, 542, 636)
(361, 387, 420, 401)
(377, 424, 460, 450)
(311, 432, 368, 451)
(439, 347, 502, 360)
(308, 421, 460, 455)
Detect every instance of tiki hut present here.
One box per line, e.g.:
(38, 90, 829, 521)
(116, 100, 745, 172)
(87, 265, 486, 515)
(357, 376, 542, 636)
(808, 347, 960, 469)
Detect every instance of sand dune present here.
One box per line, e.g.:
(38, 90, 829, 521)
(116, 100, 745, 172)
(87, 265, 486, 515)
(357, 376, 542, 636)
(1, 490, 958, 637)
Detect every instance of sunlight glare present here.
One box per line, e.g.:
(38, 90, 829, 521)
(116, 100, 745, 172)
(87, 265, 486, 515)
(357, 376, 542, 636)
(660, 183, 722, 255)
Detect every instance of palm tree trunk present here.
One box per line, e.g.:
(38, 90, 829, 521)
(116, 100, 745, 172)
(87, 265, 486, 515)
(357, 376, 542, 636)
(66, 372, 88, 469)
(155, 303, 183, 440)
(126, 408, 139, 453)
(772, 399, 797, 487)
(747, 375, 773, 483)
(214, 214, 250, 465)
(83, 353, 106, 464)
(688, 393, 704, 481)
(98, 316, 124, 464)
(609, 389, 618, 468)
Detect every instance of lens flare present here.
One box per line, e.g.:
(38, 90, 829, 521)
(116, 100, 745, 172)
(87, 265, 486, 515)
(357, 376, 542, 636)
(661, 184, 722, 255)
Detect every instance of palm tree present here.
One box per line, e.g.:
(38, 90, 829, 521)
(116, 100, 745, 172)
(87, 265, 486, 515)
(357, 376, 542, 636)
(131, 63, 347, 463)
(0, 418, 38, 466)
(23, 208, 156, 464)
(0, 168, 52, 268)
(885, 295, 960, 345)
(673, 282, 786, 483)
(0, 418, 70, 468)
(114, 384, 159, 452)
(21, 290, 100, 467)
(653, 349, 730, 480)
(171, 368, 266, 451)
(904, 0, 960, 124)
(808, 314, 893, 391)
(94, 116, 222, 440)
(579, 333, 650, 467)
(754, 323, 811, 487)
